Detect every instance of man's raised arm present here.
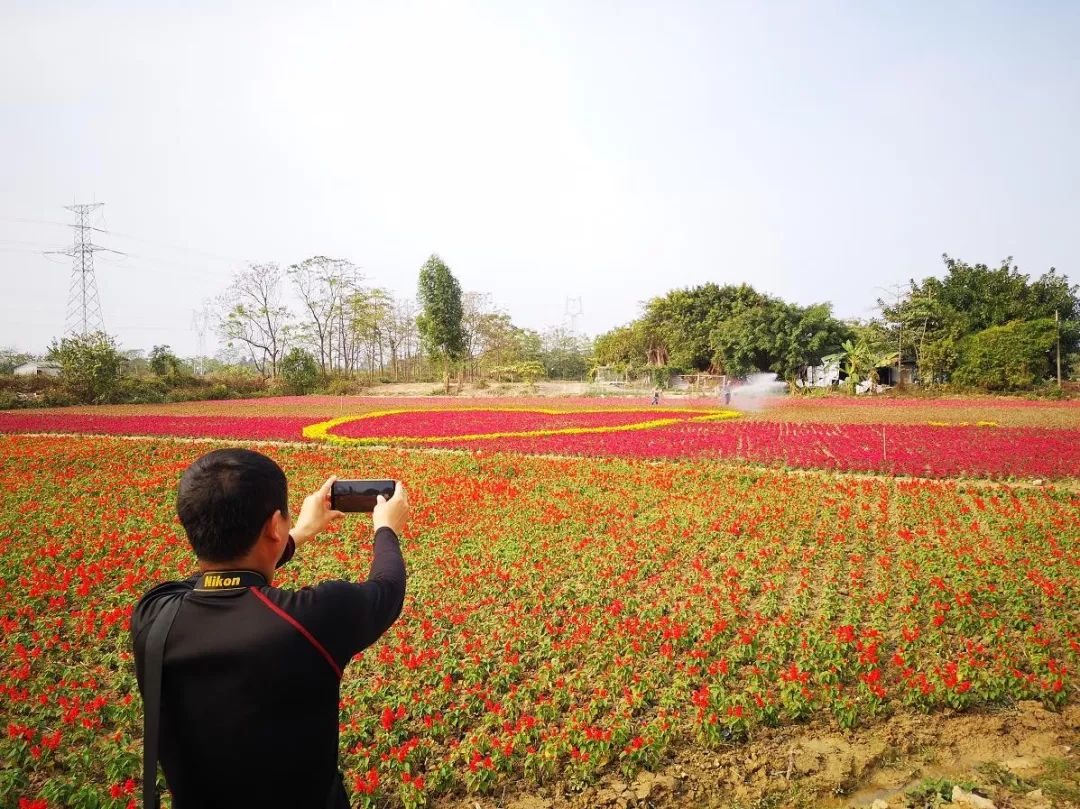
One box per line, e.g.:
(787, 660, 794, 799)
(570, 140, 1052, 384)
(302, 483, 410, 667)
(362, 484, 409, 633)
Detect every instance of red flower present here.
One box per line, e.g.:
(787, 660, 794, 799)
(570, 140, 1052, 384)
(835, 625, 856, 643)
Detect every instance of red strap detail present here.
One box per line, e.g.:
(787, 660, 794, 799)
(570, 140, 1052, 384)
(248, 587, 343, 679)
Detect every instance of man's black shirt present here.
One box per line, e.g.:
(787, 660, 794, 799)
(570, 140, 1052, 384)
(130, 527, 406, 809)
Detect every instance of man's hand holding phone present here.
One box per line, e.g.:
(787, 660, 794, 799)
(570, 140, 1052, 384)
(373, 482, 409, 535)
(292, 475, 347, 548)
(299, 477, 407, 540)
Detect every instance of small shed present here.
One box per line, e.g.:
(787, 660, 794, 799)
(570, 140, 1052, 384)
(798, 360, 842, 389)
(13, 361, 61, 377)
(875, 361, 917, 387)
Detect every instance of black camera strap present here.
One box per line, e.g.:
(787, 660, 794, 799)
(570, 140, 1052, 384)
(194, 569, 267, 592)
(142, 592, 186, 809)
(140, 581, 346, 809)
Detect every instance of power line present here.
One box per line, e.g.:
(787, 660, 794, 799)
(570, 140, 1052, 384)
(101, 229, 242, 264)
(0, 215, 72, 227)
(2, 212, 245, 265)
(0, 318, 179, 331)
(94, 250, 231, 284)
(0, 238, 61, 248)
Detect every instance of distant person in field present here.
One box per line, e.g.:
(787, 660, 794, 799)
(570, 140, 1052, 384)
(130, 448, 409, 809)
(652, 386, 661, 405)
(721, 379, 732, 406)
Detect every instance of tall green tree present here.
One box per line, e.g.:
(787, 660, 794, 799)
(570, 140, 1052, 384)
(593, 322, 647, 369)
(416, 254, 466, 393)
(710, 299, 851, 386)
(641, 283, 768, 371)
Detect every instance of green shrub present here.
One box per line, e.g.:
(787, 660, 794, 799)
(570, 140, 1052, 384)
(264, 377, 291, 396)
(47, 331, 125, 404)
(279, 349, 321, 395)
(204, 369, 266, 396)
(108, 377, 168, 404)
(952, 319, 1057, 391)
(41, 388, 74, 407)
(0, 374, 58, 395)
(320, 374, 367, 396)
(165, 386, 212, 403)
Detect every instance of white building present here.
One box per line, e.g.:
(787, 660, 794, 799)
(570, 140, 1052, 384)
(13, 361, 61, 377)
(798, 359, 842, 389)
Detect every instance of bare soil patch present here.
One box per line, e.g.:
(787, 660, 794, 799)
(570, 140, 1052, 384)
(440, 702, 1079, 809)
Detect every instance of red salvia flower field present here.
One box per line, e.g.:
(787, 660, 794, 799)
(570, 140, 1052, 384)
(1, 397, 1078, 807)
(1, 398, 1077, 479)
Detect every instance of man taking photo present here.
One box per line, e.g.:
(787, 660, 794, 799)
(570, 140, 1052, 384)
(130, 447, 409, 809)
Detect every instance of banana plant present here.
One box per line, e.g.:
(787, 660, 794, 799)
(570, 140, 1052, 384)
(824, 340, 897, 393)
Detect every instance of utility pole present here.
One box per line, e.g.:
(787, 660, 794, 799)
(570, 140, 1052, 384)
(48, 202, 124, 337)
(876, 283, 906, 386)
(897, 306, 903, 387)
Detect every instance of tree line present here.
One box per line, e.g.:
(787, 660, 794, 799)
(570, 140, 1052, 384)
(1, 252, 1076, 407)
(215, 254, 591, 394)
(594, 255, 1078, 392)
(0, 254, 593, 406)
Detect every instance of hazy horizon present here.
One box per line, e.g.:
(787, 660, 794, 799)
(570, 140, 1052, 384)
(2, 1, 1078, 356)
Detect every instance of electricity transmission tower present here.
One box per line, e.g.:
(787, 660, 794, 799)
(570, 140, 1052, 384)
(191, 306, 212, 375)
(564, 296, 584, 333)
(50, 203, 124, 337)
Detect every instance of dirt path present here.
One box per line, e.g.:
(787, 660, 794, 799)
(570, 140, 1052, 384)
(441, 702, 1079, 809)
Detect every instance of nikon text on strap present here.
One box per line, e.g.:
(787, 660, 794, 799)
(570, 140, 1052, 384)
(194, 569, 267, 592)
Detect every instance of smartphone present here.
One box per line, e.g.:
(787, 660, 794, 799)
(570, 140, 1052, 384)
(330, 479, 396, 513)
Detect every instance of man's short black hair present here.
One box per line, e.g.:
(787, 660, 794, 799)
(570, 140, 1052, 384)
(176, 448, 288, 562)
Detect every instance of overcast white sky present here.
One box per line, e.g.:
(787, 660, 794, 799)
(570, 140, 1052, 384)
(2, 1, 1078, 356)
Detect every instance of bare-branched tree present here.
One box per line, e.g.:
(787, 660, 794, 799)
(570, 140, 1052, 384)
(216, 263, 293, 379)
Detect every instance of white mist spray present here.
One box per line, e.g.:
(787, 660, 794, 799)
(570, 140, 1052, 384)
(728, 372, 787, 413)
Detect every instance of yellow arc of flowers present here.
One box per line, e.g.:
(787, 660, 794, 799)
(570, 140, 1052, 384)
(303, 406, 741, 447)
(927, 420, 998, 428)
